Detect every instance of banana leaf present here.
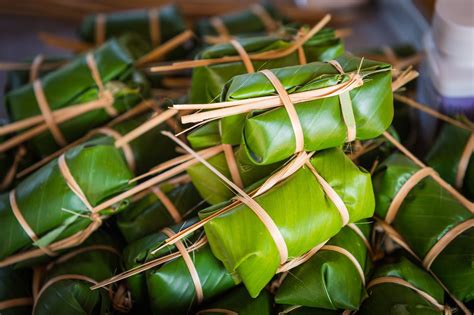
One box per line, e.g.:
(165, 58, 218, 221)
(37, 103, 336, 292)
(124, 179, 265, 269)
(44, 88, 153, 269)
(0, 267, 33, 315)
(117, 181, 204, 243)
(196, 4, 282, 38)
(426, 123, 474, 200)
(197, 286, 273, 315)
(4, 39, 150, 158)
(199, 148, 374, 297)
(187, 145, 281, 204)
(373, 153, 474, 303)
(189, 28, 344, 105)
(0, 142, 134, 265)
(187, 28, 344, 149)
(358, 256, 446, 315)
(199, 53, 392, 165)
(33, 230, 122, 315)
(275, 223, 372, 311)
(79, 5, 186, 49)
(123, 219, 235, 314)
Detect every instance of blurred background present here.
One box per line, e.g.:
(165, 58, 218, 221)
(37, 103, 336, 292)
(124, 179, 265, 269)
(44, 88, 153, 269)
(0, 0, 435, 116)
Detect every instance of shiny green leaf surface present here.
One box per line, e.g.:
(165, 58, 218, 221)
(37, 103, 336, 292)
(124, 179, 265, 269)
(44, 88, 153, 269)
(358, 257, 445, 315)
(373, 153, 474, 303)
(0, 143, 134, 263)
(123, 219, 235, 314)
(187, 146, 281, 204)
(426, 124, 474, 200)
(199, 148, 374, 297)
(33, 231, 121, 315)
(5, 39, 149, 158)
(275, 225, 372, 310)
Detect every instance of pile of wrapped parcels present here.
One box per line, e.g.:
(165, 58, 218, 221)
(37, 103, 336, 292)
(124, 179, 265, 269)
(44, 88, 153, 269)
(0, 3, 472, 315)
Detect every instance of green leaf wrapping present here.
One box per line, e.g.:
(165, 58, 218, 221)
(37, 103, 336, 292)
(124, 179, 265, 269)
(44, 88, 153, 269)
(197, 286, 273, 315)
(187, 146, 281, 204)
(373, 153, 474, 303)
(79, 5, 186, 48)
(275, 224, 372, 310)
(0, 143, 134, 263)
(189, 28, 344, 105)
(196, 4, 282, 37)
(199, 148, 374, 297)
(358, 257, 445, 315)
(117, 182, 203, 243)
(5, 39, 149, 158)
(426, 124, 474, 200)
(218, 54, 392, 165)
(187, 29, 344, 149)
(0, 267, 33, 315)
(123, 219, 235, 314)
(33, 231, 121, 315)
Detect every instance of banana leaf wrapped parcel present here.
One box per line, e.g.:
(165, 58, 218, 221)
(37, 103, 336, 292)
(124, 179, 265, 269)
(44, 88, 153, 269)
(197, 286, 273, 315)
(79, 4, 187, 50)
(117, 179, 203, 243)
(189, 27, 344, 105)
(123, 219, 235, 314)
(0, 267, 33, 315)
(199, 148, 375, 297)
(358, 256, 448, 315)
(33, 231, 125, 315)
(196, 3, 283, 39)
(275, 223, 373, 311)
(373, 153, 474, 304)
(179, 54, 393, 165)
(426, 124, 474, 200)
(4, 39, 150, 158)
(0, 142, 134, 267)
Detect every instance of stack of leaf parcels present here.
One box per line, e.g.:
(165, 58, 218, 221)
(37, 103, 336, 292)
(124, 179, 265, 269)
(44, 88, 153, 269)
(0, 3, 472, 315)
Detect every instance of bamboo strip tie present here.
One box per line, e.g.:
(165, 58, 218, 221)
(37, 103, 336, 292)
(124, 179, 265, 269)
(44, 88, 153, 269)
(327, 60, 357, 142)
(229, 39, 255, 73)
(30, 54, 44, 82)
(260, 69, 304, 153)
(0, 146, 26, 190)
(222, 144, 244, 189)
(148, 8, 161, 47)
(162, 227, 204, 303)
(0, 297, 33, 311)
(151, 186, 182, 224)
(250, 3, 279, 32)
